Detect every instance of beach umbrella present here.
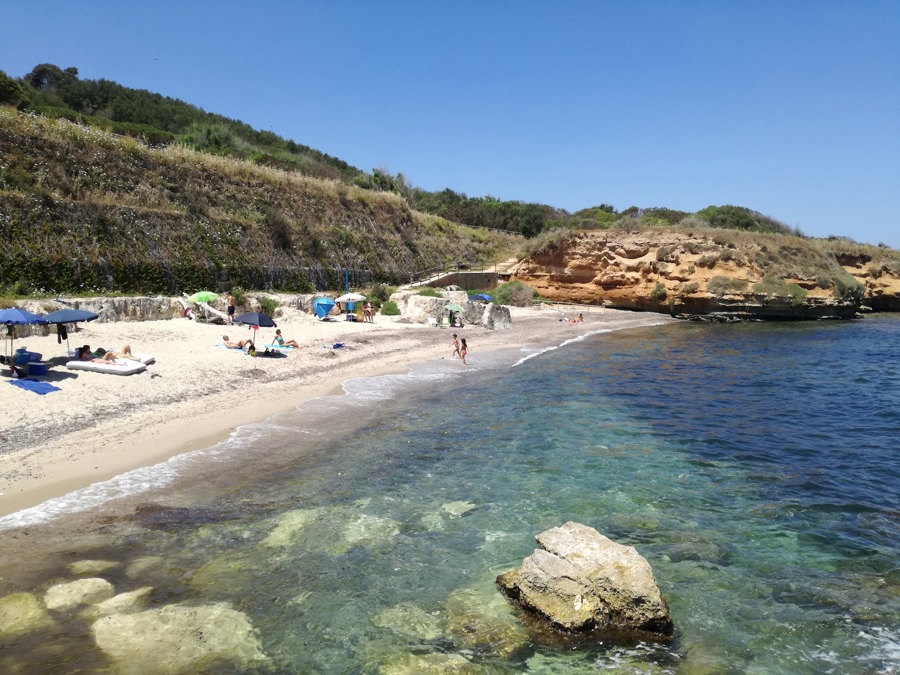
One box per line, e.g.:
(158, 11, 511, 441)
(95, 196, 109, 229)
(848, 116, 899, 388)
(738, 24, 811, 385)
(335, 292, 366, 303)
(445, 303, 464, 313)
(43, 308, 100, 324)
(233, 311, 276, 328)
(0, 308, 48, 362)
(0, 308, 49, 325)
(313, 297, 336, 319)
(187, 290, 219, 304)
(233, 311, 276, 346)
(470, 293, 492, 302)
(42, 308, 100, 353)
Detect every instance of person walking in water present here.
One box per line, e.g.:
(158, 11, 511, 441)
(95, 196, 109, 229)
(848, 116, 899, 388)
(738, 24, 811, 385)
(450, 333, 461, 359)
(459, 338, 468, 366)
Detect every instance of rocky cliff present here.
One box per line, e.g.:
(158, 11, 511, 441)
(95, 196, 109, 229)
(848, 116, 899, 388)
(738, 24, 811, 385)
(511, 230, 900, 319)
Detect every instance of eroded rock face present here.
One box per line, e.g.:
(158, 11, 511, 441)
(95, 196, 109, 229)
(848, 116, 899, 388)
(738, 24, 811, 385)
(389, 291, 512, 328)
(496, 522, 673, 639)
(512, 230, 900, 318)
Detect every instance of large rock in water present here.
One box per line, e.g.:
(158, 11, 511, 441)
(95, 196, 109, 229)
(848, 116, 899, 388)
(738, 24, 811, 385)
(496, 522, 673, 638)
(91, 602, 269, 673)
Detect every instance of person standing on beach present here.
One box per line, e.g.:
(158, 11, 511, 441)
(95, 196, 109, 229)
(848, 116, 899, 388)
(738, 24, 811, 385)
(226, 292, 236, 324)
(451, 333, 460, 359)
(459, 338, 468, 366)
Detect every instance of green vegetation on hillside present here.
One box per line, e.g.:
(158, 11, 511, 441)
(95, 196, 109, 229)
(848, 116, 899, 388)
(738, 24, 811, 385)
(1, 63, 833, 244)
(0, 108, 518, 295)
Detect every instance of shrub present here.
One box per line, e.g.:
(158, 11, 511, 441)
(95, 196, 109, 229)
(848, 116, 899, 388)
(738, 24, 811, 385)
(681, 281, 699, 294)
(656, 245, 677, 262)
(650, 282, 667, 301)
(697, 253, 720, 268)
(417, 287, 441, 297)
(231, 287, 247, 306)
(753, 275, 808, 306)
(788, 284, 808, 306)
(381, 300, 400, 315)
(369, 283, 391, 302)
(832, 272, 864, 301)
(493, 280, 537, 306)
(259, 296, 279, 315)
(707, 276, 749, 296)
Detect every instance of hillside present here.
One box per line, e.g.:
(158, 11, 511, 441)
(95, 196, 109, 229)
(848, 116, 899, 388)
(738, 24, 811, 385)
(512, 229, 900, 317)
(0, 107, 519, 295)
(0, 65, 573, 238)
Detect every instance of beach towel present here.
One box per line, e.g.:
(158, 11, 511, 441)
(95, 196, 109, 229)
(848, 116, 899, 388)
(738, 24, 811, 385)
(9, 378, 61, 395)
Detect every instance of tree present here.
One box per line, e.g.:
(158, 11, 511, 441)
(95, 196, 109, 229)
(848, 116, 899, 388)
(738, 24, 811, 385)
(0, 70, 30, 109)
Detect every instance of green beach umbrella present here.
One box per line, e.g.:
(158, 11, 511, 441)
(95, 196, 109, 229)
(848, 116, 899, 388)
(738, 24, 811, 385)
(187, 291, 219, 303)
(445, 303, 464, 312)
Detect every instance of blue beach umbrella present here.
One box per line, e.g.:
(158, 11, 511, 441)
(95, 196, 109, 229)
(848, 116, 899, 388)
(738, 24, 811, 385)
(470, 293, 492, 302)
(233, 311, 277, 345)
(0, 308, 48, 325)
(0, 308, 48, 362)
(233, 311, 276, 328)
(42, 308, 100, 324)
(42, 308, 100, 352)
(313, 297, 336, 319)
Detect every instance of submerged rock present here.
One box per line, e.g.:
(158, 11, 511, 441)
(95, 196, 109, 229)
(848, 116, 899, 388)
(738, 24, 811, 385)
(445, 579, 530, 659)
(69, 559, 121, 576)
(260, 507, 324, 547)
(441, 501, 477, 518)
(125, 555, 165, 578)
(91, 602, 269, 673)
(496, 521, 673, 639)
(420, 512, 445, 531)
(44, 578, 115, 612)
(379, 652, 478, 674)
(0, 592, 55, 642)
(334, 514, 400, 554)
(372, 602, 444, 640)
(81, 586, 154, 620)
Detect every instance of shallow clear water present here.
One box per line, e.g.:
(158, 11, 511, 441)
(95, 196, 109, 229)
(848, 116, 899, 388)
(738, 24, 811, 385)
(1, 317, 898, 673)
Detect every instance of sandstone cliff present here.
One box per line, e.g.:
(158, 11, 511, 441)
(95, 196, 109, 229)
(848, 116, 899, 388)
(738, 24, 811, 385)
(511, 229, 900, 319)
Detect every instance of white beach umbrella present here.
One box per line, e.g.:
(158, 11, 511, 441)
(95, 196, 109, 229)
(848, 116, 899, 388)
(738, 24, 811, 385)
(335, 292, 366, 303)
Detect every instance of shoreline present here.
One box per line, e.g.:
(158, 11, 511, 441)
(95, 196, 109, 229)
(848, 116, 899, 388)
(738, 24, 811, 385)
(0, 306, 675, 520)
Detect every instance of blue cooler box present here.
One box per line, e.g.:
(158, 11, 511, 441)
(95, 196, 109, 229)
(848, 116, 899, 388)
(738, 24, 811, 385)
(28, 362, 47, 376)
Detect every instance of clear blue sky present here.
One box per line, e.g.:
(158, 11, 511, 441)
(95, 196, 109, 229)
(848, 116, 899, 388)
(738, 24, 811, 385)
(3, 1, 899, 247)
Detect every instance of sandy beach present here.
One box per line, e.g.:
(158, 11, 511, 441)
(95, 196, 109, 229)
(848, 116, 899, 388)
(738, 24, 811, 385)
(0, 304, 673, 519)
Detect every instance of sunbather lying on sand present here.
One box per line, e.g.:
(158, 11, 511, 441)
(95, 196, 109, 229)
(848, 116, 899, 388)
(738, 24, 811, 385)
(222, 335, 252, 349)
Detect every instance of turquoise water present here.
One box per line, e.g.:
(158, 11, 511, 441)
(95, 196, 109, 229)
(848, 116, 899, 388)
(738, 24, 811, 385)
(1, 316, 898, 673)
